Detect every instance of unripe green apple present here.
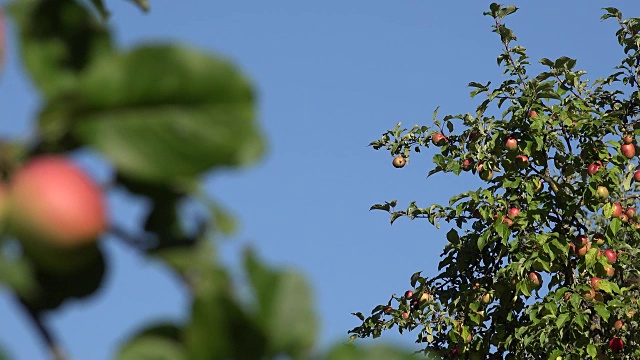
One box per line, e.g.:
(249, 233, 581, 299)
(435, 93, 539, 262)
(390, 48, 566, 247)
(595, 186, 609, 201)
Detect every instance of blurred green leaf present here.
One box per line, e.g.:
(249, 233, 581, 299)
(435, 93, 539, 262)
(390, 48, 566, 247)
(68, 44, 265, 183)
(0, 254, 36, 299)
(244, 249, 318, 358)
(89, 0, 110, 19)
(128, 0, 150, 12)
(184, 268, 267, 360)
(324, 343, 418, 360)
(8, 0, 112, 97)
(117, 323, 186, 360)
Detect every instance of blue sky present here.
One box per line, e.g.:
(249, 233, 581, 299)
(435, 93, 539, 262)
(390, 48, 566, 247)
(1, 1, 640, 359)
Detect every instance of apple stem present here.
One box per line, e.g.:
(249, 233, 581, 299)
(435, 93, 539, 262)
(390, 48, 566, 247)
(19, 299, 69, 360)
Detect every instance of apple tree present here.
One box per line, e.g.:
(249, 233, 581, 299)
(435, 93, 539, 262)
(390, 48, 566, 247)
(350, 4, 640, 359)
(0, 1, 414, 359)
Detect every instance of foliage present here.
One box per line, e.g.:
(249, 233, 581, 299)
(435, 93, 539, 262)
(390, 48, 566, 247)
(0, 0, 414, 359)
(351, 4, 640, 359)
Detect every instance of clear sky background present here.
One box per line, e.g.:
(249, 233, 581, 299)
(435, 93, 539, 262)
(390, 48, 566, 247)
(1, 1, 640, 359)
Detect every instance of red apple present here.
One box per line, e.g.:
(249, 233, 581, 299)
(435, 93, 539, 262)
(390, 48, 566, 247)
(477, 161, 494, 181)
(505, 137, 518, 151)
(594, 292, 604, 303)
(468, 131, 479, 142)
(587, 162, 602, 175)
(634, 170, 640, 182)
(604, 265, 615, 278)
(501, 216, 513, 228)
(401, 312, 409, 319)
(614, 319, 626, 330)
(8, 156, 107, 248)
(612, 203, 623, 218)
(621, 143, 636, 158)
(574, 234, 588, 247)
(515, 155, 529, 169)
(508, 207, 520, 218)
(604, 249, 617, 264)
(620, 214, 629, 223)
(576, 242, 591, 257)
(529, 110, 538, 118)
(623, 135, 634, 144)
(432, 133, 447, 146)
(405, 290, 414, 299)
(626, 208, 636, 218)
(609, 337, 624, 353)
(392, 156, 406, 168)
(583, 288, 596, 301)
(461, 158, 474, 171)
(591, 277, 602, 290)
(528, 272, 542, 289)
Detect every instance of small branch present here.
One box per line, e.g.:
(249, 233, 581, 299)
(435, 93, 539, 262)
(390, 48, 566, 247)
(18, 299, 68, 360)
(108, 225, 152, 251)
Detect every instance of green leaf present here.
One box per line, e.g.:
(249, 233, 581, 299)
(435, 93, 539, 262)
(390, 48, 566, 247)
(432, 106, 440, 121)
(608, 218, 622, 236)
(446, 229, 459, 244)
(68, 44, 265, 183)
(594, 303, 610, 321)
(117, 324, 186, 360)
(89, 0, 110, 19)
(623, 169, 634, 191)
(601, 7, 622, 21)
(0, 254, 37, 299)
(586, 344, 597, 358)
(477, 230, 489, 251)
(324, 343, 417, 360)
(539, 58, 554, 67)
(183, 260, 267, 360)
(244, 249, 317, 358)
(128, 0, 150, 12)
(8, 0, 113, 97)
(118, 337, 185, 360)
(555, 313, 569, 328)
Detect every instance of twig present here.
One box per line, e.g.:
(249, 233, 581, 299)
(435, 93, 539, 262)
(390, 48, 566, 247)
(108, 225, 152, 251)
(18, 299, 69, 360)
